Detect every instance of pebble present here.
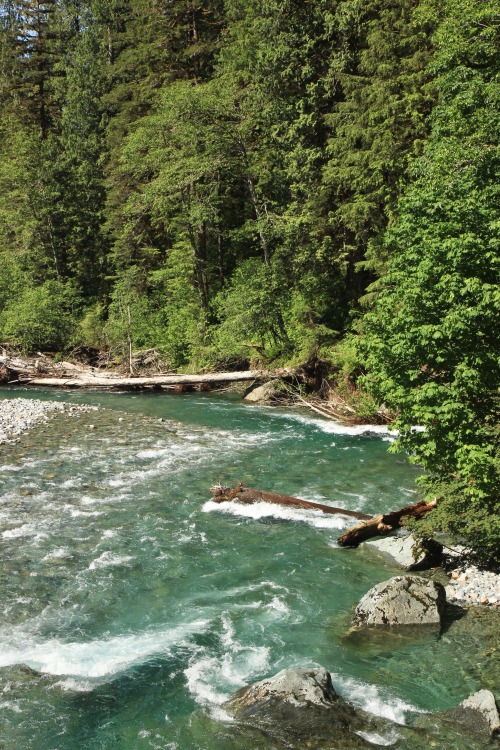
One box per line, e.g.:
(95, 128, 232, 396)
(446, 565, 500, 607)
(0, 398, 99, 445)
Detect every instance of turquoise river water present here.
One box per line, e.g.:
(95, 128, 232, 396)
(0, 389, 498, 750)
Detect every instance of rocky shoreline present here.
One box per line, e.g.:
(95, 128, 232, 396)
(364, 533, 500, 608)
(446, 565, 500, 607)
(0, 397, 99, 445)
(223, 576, 499, 746)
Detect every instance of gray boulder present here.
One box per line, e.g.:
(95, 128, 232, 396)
(352, 575, 446, 627)
(364, 533, 442, 570)
(226, 667, 339, 710)
(448, 690, 500, 737)
(224, 667, 390, 748)
(243, 381, 285, 404)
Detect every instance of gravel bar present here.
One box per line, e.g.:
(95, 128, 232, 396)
(0, 398, 99, 445)
(446, 566, 500, 607)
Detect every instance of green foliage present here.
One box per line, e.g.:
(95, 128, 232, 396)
(78, 302, 108, 350)
(1, 0, 498, 561)
(322, 0, 437, 303)
(213, 258, 289, 362)
(0, 281, 79, 352)
(149, 245, 208, 367)
(361, 0, 500, 562)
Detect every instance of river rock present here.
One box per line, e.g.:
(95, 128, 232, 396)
(227, 667, 340, 709)
(447, 690, 500, 737)
(243, 381, 284, 403)
(352, 575, 446, 627)
(224, 667, 378, 747)
(364, 533, 442, 570)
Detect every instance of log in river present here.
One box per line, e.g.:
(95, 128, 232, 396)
(210, 484, 373, 520)
(210, 484, 437, 543)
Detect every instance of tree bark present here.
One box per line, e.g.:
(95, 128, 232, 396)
(337, 499, 437, 547)
(210, 483, 372, 520)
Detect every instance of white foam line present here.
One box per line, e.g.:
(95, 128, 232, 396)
(0, 619, 210, 680)
(184, 614, 271, 709)
(202, 500, 353, 530)
(287, 413, 397, 437)
(333, 673, 427, 725)
(88, 551, 134, 570)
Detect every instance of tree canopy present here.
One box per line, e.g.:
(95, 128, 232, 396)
(0, 0, 498, 558)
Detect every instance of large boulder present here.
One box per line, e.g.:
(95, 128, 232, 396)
(243, 381, 285, 404)
(352, 575, 446, 627)
(447, 690, 500, 738)
(224, 667, 389, 748)
(226, 667, 340, 710)
(364, 533, 442, 571)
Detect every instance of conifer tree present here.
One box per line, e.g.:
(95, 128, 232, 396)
(321, 0, 436, 306)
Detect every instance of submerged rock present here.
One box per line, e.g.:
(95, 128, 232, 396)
(224, 667, 397, 749)
(364, 533, 442, 570)
(447, 690, 500, 737)
(352, 575, 446, 627)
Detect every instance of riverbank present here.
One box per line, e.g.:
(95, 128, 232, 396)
(0, 350, 388, 424)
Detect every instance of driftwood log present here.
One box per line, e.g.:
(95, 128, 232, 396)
(0, 355, 297, 390)
(337, 498, 437, 547)
(210, 484, 372, 520)
(210, 485, 437, 544)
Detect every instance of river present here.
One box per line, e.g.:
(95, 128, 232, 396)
(0, 389, 497, 749)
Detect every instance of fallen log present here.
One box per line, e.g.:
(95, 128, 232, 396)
(0, 362, 298, 389)
(209, 483, 372, 520)
(337, 498, 437, 547)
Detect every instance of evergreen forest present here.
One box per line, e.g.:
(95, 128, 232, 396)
(0, 0, 499, 560)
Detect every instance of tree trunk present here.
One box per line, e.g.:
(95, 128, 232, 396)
(210, 483, 372, 520)
(337, 499, 437, 547)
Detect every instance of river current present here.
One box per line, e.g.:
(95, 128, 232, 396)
(0, 390, 498, 750)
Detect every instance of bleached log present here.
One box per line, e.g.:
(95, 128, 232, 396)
(17, 369, 297, 389)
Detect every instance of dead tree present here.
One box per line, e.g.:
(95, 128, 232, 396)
(337, 499, 437, 547)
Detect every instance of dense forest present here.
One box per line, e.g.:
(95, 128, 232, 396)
(0, 0, 498, 560)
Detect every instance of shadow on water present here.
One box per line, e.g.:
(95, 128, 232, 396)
(341, 623, 442, 658)
(440, 602, 467, 634)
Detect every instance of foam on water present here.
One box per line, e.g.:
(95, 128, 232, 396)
(355, 729, 401, 746)
(68, 508, 104, 518)
(0, 619, 210, 681)
(88, 551, 134, 569)
(334, 674, 427, 725)
(42, 547, 72, 562)
(266, 596, 289, 614)
(202, 500, 354, 530)
(262, 409, 397, 437)
(184, 614, 271, 710)
(51, 677, 95, 693)
(102, 529, 119, 538)
(2, 522, 48, 540)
